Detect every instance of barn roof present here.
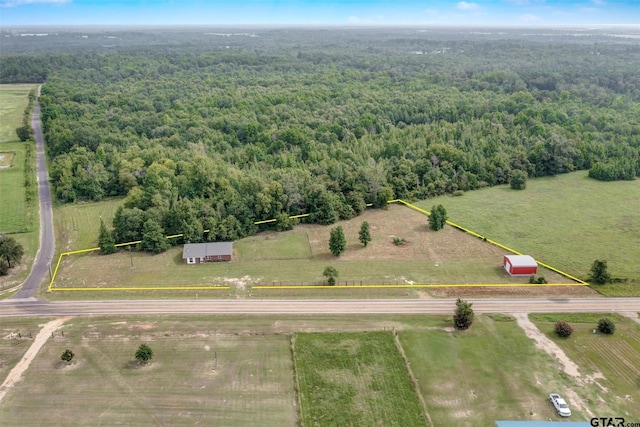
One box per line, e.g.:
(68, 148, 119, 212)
(183, 242, 233, 259)
(504, 254, 537, 267)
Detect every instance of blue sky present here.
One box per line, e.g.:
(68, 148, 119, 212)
(1, 0, 638, 26)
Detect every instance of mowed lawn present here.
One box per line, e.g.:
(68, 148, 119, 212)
(51, 202, 572, 292)
(416, 172, 640, 285)
(293, 331, 426, 427)
(0, 317, 297, 427)
(530, 314, 640, 420)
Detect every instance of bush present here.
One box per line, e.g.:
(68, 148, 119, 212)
(510, 169, 527, 190)
(597, 318, 615, 335)
(135, 343, 154, 364)
(392, 237, 406, 246)
(61, 349, 74, 364)
(554, 321, 573, 338)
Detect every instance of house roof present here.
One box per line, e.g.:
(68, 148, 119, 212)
(183, 242, 233, 259)
(504, 254, 537, 267)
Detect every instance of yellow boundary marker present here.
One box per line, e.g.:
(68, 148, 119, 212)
(253, 283, 582, 289)
(49, 199, 588, 292)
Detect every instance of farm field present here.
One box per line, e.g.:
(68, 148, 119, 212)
(530, 313, 640, 420)
(0, 316, 297, 427)
(293, 331, 426, 426)
(2, 314, 638, 426)
(417, 171, 640, 295)
(399, 314, 640, 426)
(0, 84, 38, 293)
(48, 203, 576, 297)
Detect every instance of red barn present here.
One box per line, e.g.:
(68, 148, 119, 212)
(503, 255, 538, 276)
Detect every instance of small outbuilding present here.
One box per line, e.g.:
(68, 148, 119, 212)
(183, 242, 233, 264)
(503, 255, 538, 276)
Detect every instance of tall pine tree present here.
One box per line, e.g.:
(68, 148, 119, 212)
(98, 218, 116, 254)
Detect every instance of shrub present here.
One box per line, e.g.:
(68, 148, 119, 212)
(61, 349, 74, 364)
(554, 321, 573, 338)
(597, 318, 615, 335)
(135, 343, 154, 364)
(392, 237, 406, 246)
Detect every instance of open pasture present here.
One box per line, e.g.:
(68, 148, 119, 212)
(417, 171, 640, 294)
(3, 314, 639, 426)
(530, 314, 640, 419)
(0, 316, 297, 427)
(50, 203, 573, 294)
(293, 331, 426, 426)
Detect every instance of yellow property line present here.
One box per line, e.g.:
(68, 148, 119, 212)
(51, 286, 230, 292)
(49, 198, 588, 291)
(253, 283, 586, 289)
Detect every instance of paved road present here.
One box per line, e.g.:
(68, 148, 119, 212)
(13, 87, 55, 300)
(1, 297, 638, 318)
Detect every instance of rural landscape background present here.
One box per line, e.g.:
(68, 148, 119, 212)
(1, 21, 639, 427)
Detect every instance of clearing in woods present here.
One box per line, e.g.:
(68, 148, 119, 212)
(50, 203, 581, 295)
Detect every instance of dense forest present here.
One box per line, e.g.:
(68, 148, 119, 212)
(2, 27, 639, 245)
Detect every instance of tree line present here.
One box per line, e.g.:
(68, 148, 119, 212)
(1, 30, 638, 247)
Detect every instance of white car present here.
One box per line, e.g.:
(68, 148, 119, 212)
(549, 393, 571, 417)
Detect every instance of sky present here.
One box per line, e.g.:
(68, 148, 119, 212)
(0, 0, 638, 26)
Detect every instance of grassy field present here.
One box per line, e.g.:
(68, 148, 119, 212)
(50, 202, 574, 295)
(0, 84, 38, 292)
(53, 197, 125, 252)
(416, 172, 640, 294)
(399, 314, 640, 426)
(3, 314, 638, 426)
(0, 317, 57, 384)
(530, 314, 640, 420)
(293, 331, 426, 426)
(0, 316, 297, 427)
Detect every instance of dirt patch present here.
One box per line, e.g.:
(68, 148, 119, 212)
(513, 313, 603, 417)
(0, 317, 72, 404)
(427, 285, 598, 298)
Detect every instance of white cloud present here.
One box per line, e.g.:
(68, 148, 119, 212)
(1, 0, 70, 7)
(519, 13, 540, 22)
(456, 1, 480, 11)
(591, 0, 606, 5)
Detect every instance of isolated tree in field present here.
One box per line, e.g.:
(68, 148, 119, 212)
(61, 349, 74, 364)
(0, 234, 24, 270)
(329, 225, 346, 256)
(16, 125, 32, 142)
(588, 259, 611, 285)
(323, 266, 339, 285)
(135, 343, 153, 364)
(510, 170, 527, 190)
(554, 321, 573, 338)
(453, 298, 474, 330)
(98, 218, 116, 254)
(597, 318, 615, 335)
(428, 204, 448, 231)
(358, 221, 371, 247)
(140, 219, 170, 254)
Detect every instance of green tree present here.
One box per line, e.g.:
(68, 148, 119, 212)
(0, 234, 24, 269)
(588, 259, 611, 285)
(135, 343, 153, 364)
(428, 204, 448, 231)
(140, 219, 170, 254)
(98, 218, 116, 254)
(323, 266, 339, 285)
(453, 298, 474, 330)
(510, 169, 527, 190)
(275, 212, 293, 231)
(329, 225, 346, 256)
(61, 349, 74, 364)
(358, 221, 371, 247)
(16, 125, 32, 141)
(0, 258, 9, 276)
(597, 318, 615, 335)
